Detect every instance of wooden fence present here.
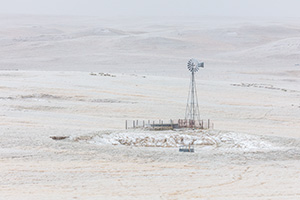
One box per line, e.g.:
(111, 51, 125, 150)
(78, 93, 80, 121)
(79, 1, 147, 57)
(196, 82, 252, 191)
(125, 119, 213, 130)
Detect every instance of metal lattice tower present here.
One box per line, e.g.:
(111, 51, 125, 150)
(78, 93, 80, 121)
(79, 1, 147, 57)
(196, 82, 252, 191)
(185, 58, 204, 127)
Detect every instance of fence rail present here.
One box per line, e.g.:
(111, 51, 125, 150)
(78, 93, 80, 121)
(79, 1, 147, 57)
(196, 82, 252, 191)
(125, 119, 213, 130)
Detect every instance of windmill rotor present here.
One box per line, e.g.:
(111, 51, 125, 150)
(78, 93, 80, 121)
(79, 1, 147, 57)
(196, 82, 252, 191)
(187, 58, 204, 73)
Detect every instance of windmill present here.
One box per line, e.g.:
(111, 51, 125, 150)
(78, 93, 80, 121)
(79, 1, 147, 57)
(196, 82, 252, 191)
(185, 58, 204, 128)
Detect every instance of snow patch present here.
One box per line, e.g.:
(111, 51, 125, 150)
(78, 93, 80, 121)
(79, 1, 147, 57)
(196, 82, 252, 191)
(72, 130, 274, 151)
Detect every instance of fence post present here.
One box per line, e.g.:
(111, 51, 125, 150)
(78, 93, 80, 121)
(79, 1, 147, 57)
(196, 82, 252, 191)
(133, 120, 135, 128)
(208, 119, 210, 129)
(125, 120, 127, 129)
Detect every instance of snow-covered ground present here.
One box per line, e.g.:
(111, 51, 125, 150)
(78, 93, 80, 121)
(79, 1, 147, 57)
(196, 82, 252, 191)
(74, 129, 275, 151)
(0, 15, 300, 199)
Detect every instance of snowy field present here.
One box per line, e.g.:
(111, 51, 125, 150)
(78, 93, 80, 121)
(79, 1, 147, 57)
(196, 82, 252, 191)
(0, 15, 300, 199)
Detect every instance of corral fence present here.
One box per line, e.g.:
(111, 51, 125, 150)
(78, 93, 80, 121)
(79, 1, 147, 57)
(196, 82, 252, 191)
(125, 119, 213, 130)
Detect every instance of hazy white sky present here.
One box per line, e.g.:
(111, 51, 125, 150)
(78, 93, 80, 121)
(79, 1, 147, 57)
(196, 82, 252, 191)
(0, 0, 300, 18)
